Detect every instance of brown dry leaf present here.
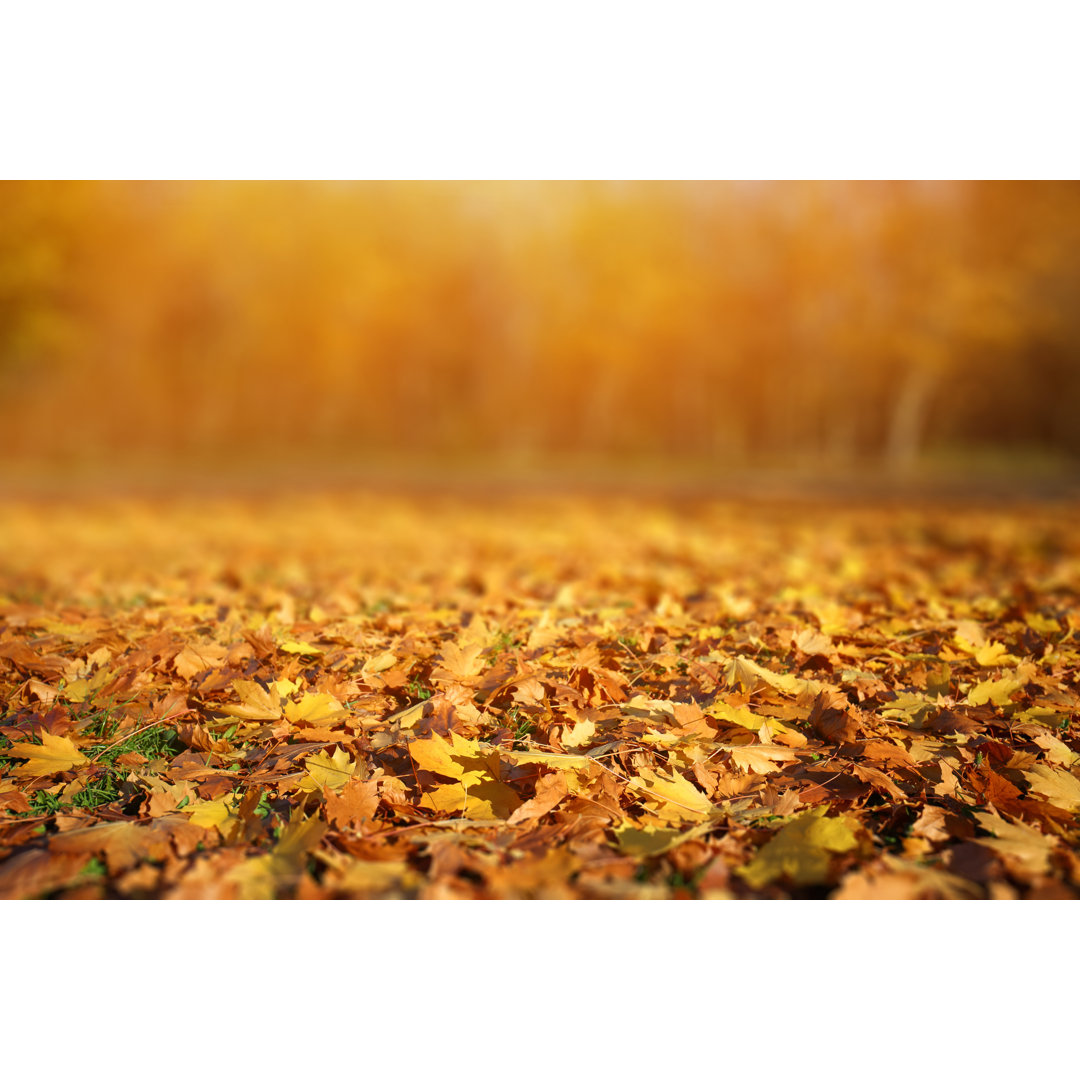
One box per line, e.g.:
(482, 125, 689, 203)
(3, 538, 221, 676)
(506, 771, 569, 825)
(324, 778, 380, 828)
(174, 642, 228, 679)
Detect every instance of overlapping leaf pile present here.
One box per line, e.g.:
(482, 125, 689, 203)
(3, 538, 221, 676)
(2, 493, 1079, 899)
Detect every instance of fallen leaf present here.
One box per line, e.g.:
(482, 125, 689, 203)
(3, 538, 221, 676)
(1023, 764, 1080, 812)
(297, 747, 359, 793)
(324, 778, 380, 829)
(7, 732, 89, 777)
(726, 744, 797, 775)
(284, 692, 346, 727)
(738, 807, 859, 889)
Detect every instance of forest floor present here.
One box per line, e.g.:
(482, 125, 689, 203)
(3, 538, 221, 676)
(2, 489, 1079, 899)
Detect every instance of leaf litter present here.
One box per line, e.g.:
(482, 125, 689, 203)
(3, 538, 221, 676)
(1, 492, 1080, 899)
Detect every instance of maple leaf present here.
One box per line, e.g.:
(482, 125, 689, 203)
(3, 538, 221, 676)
(973, 641, 1018, 667)
(419, 778, 522, 819)
(965, 675, 1026, 707)
(792, 626, 834, 657)
(432, 640, 486, 681)
(324, 778, 380, 829)
(972, 810, 1054, 875)
(279, 640, 323, 657)
(284, 692, 347, 727)
(707, 700, 806, 746)
(1032, 732, 1080, 767)
(7, 732, 89, 777)
(173, 642, 227, 679)
(220, 680, 282, 721)
(612, 822, 711, 857)
(628, 766, 714, 822)
(297, 747, 358, 793)
(726, 743, 797, 775)
(738, 807, 859, 889)
(506, 771, 569, 826)
(1023, 764, 1080, 812)
(561, 718, 596, 748)
(724, 655, 826, 698)
(409, 731, 495, 783)
(182, 795, 241, 839)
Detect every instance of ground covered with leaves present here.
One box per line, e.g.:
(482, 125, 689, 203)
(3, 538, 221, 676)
(2, 492, 1079, 899)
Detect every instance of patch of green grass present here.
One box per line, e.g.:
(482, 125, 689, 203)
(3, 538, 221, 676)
(507, 708, 534, 749)
(79, 856, 107, 879)
(407, 679, 431, 701)
(488, 630, 518, 664)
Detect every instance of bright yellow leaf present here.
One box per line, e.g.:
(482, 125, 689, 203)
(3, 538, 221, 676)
(561, 718, 596, 748)
(1023, 764, 1080, 812)
(284, 692, 346, 727)
(409, 732, 494, 783)
(706, 701, 806, 746)
(182, 795, 238, 837)
(221, 679, 282, 721)
(738, 807, 858, 889)
(419, 778, 522, 819)
(628, 767, 714, 822)
(279, 640, 323, 656)
(8, 732, 89, 777)
(965, 676, 1026, 707)
(974, 641, 1017, 667)
(727, 743, 797, 775)
(297, 747, 358, 793)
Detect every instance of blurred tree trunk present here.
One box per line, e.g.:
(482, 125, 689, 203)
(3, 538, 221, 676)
(885, 363, 937, 470)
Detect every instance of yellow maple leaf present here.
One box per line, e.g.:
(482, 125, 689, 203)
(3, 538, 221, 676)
(972, 811, 1054, 875)
(284, 692, 346, 727)
(612, 823, 710, 857)
(174, 642, 228, 679)
(1024, 612, 1061, 636)
(419, 778, 522, 819)
(1032, 732, 1080, 768)
(1023, 764, 1080, 812)
(706, 701, 806, 747)
(499, 748, 594, 771)
(297, 747, 358, 793)
(739, 807, 858, 889)
(279, 640, 323, 657)
(965, 676, 1025, 707)
(973, 641, 1017, 667)
(727, 743, 797, 775)
(362, 650, 398, 675)
(409, 732, 494, 783)
(724, 655, 826, 698)
(220, 680, 282, 721)
(561, 718, 596, 748)
(227, 810, 328, 898)
(433, 640, 486, 681)
(7, 732, 89, 777)
(628, 767, 714, 822)
(182, 795, 239, 837)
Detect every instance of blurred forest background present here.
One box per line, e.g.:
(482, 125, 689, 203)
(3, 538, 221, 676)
(2, 180, 1079, 494)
